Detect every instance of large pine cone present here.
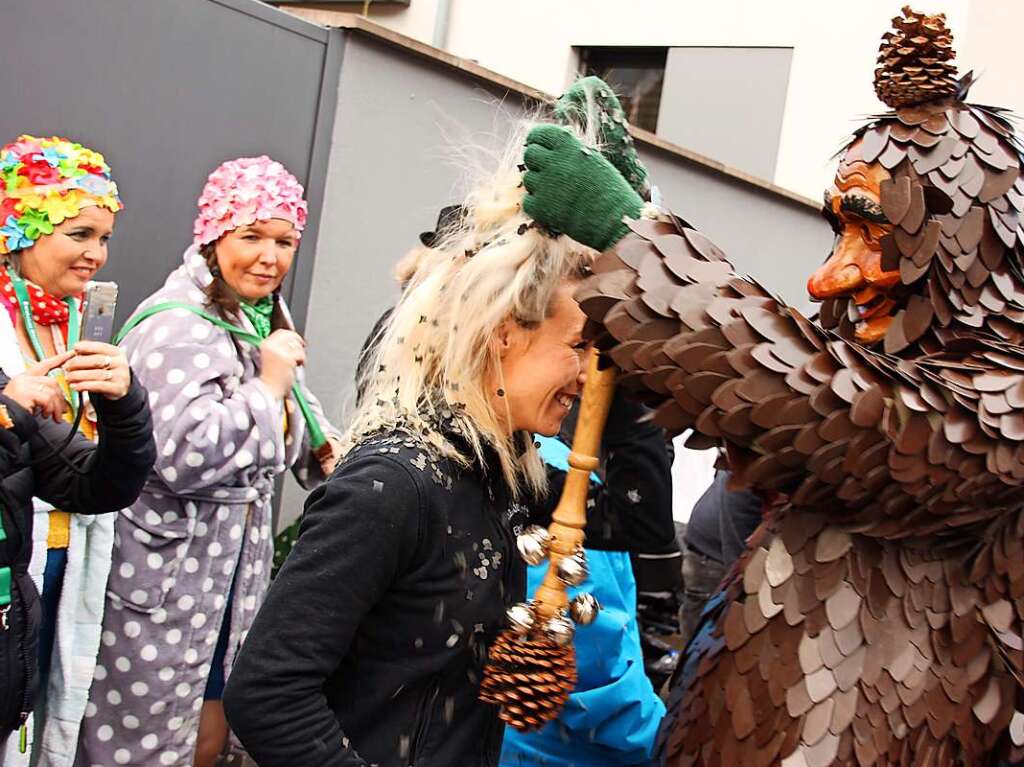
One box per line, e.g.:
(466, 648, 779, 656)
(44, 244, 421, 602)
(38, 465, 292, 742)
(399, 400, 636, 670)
(874, 5, 958, 108)
(479, 631, 577, 731)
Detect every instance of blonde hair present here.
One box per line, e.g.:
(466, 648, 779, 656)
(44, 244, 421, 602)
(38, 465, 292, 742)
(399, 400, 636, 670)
(393, 244, 432, 286)
(345, 123, 594, 499)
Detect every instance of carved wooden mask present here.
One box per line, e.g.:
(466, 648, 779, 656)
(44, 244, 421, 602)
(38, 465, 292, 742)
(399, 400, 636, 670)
(809, 141, 897, 345)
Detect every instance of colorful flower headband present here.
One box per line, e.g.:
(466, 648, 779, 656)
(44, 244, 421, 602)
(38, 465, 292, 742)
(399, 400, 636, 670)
(0, 135, 122, 256)
(193, 156, 308, 247)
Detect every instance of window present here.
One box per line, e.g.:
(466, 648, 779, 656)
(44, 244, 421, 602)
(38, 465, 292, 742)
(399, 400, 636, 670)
(577, 47, 668, 133)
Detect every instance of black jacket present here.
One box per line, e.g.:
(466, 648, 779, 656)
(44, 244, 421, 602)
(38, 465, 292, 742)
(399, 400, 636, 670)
(0, 375, 155, 736)
(226, 408, 676, 767)
(225, 429, 526, 767)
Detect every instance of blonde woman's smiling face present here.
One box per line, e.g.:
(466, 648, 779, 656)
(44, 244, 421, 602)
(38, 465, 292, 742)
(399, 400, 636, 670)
(495, 282, 589, 437)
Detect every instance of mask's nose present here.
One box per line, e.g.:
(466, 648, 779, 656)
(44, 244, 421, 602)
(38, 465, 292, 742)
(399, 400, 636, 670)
(807, 230, 870, 300)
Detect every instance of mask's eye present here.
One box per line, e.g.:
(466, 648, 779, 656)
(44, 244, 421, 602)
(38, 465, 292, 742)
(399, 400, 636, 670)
(860, 224, 880, 246)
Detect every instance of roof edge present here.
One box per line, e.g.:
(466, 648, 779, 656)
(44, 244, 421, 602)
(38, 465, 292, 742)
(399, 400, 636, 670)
(300, 11, 821, 210)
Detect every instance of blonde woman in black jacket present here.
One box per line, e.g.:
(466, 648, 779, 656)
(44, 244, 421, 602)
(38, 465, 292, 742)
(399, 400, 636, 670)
(225, 128, 599, 766)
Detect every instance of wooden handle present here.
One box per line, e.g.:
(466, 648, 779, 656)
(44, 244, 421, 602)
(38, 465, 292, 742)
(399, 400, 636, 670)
(533, 350, 617, 622)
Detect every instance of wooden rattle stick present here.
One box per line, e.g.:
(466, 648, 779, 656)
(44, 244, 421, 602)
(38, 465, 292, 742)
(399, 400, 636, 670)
(532, 349, 617, 623)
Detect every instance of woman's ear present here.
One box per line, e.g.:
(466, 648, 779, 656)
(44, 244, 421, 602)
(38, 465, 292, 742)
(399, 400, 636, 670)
(495, 319, 515, 360)
(496, 318, 537, 361)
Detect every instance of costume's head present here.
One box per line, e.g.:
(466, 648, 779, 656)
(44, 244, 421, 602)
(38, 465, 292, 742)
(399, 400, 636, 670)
(193, 155, 308, 247)
(0, 135, 122, 256)
(808, 6, 1024, 354)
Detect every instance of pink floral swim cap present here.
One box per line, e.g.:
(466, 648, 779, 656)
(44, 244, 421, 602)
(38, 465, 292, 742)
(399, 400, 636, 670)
(192, 155, 308, 247)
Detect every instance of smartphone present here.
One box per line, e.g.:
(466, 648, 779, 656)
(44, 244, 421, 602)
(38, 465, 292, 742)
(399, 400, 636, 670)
(80, 281, 119, 344)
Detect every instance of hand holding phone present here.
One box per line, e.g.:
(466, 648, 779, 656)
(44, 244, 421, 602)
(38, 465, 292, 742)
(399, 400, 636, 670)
(67, 280, 129, 401)
(64, 341, 130, 401)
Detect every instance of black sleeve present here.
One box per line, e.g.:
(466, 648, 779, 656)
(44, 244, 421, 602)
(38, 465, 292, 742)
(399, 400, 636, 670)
(29, 374, 156, 513)
(223, 454, 423, 767)
(0, 392, 39, 444)
(533, 391, 677, 555)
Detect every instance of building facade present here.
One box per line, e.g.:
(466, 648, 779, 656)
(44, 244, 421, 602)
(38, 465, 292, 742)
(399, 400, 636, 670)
(278, 0, 1024, 200)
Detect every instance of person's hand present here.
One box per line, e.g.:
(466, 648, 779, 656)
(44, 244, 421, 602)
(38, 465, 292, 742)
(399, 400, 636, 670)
(522, 125, 643, 252)
(553, 75, 650, 196)
(259, 330, 306, 399)
(3, 351, 75, 421)
(65, 341, 131, 400)
(317, 435, 343, 477)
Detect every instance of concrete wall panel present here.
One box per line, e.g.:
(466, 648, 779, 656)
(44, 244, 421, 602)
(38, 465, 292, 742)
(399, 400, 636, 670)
(657, 47, 793, 180)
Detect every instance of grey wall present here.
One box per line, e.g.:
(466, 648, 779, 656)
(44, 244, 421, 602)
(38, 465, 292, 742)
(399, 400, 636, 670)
(277, 30, 543, 519)
(0, 0, 334, 322)
(657, 47, 793, 181)
(298, 33, 532, 424)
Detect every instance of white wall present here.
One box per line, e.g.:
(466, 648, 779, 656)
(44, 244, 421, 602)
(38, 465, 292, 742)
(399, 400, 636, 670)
(297, 0, 1024, 203)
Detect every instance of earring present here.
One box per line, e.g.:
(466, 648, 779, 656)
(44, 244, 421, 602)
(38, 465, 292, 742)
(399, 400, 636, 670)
(496, 388, 505, 397)
(210, 263, 222, 278)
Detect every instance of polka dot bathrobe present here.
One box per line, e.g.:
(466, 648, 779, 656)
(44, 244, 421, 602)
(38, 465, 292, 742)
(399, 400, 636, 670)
(74, 246, 338, 767)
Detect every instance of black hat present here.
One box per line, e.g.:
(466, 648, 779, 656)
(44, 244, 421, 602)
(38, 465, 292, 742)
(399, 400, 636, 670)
(419, 205, 465, 248)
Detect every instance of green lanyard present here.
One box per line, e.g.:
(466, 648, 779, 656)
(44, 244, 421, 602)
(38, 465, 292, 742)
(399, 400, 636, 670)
(0, 507, 8, 608)
(8, 269, 79, 360)
(8, 269, 79, 418)
(115, 301, 326, 449)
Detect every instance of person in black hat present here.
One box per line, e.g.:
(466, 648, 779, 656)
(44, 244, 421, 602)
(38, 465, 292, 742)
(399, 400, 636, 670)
(354, 205, 466, 407)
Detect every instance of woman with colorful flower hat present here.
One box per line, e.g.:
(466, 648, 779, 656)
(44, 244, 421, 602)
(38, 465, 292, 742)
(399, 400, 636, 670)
(0, 135, 154, 766)
(76, 156, 340, 767)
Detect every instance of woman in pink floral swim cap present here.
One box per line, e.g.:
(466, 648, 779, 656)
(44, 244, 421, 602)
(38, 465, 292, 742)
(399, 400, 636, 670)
(76, 156, 341, 767)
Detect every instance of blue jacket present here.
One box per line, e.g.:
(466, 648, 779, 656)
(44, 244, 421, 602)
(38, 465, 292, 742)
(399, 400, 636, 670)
(500, 436, 665, 766)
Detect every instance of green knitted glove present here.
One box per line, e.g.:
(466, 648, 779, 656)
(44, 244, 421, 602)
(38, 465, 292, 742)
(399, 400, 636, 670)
(522, 125, 643, 252)
(553, 75, 650, 197)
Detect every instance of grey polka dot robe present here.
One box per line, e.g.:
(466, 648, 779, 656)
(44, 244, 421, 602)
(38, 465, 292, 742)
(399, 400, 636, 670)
(74, 246, 337, 766)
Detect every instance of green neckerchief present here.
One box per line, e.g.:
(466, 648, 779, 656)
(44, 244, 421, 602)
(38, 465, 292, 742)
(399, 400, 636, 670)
(239, 296, 274, 339)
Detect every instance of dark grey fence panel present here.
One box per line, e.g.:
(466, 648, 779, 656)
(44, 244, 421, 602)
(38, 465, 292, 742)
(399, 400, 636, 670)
(0, 0, 332, 322)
